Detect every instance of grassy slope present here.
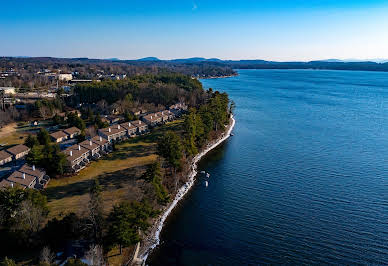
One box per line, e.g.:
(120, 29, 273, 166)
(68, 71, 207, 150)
(45, 119, 184, 219)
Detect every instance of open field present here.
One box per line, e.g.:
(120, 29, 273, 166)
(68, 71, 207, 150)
(45, 119, 184, 219)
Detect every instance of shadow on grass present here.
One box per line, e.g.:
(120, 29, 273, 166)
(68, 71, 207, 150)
(45, 165, 148, 201)
(103, 143, 156, 161)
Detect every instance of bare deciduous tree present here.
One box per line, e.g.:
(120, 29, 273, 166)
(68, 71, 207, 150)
(85, 244, 105, 266)
(40, 246, 55, 265)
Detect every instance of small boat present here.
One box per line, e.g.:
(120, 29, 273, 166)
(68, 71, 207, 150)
(205, 181, 208, 187)
(200, 171, 205, 174)
(206, 173, 210, 178)
(230, 133, 234, 136)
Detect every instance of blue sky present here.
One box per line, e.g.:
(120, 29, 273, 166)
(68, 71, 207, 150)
(1, 0, 388, 61)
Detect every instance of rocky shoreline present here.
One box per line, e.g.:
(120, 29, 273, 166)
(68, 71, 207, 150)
(138, 115, 236, 264)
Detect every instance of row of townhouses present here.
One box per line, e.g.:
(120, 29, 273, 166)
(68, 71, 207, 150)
(0, 164, 49, 190)
(50, 126, 82, 143)
(65, 120, 148, 172)
(0, 144, 30, 166)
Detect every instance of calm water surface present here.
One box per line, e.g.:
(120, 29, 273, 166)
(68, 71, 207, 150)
(148, 69, 388, 265)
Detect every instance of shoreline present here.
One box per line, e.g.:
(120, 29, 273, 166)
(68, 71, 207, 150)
(139, 115, 236, 263)
(197, 74, 238, 79)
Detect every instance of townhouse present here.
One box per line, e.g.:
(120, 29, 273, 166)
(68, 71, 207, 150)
(98, 124, 127, 142)
(6, 144, 30, 160)
(142, 113, 162, 126)
(80, 139, 101, 159)
(120, 121, 137, 137)
(91, 135, 110, 152)
(63, 127, 81, 139)
(50, 130, 69, 143)
(64, 144, 90, 172)
(0, 150, 13, 166)
(131, 120, 148, 134)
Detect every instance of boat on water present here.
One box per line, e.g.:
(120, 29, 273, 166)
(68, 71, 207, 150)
(200, 170, 205, 174)
(230, 133, 234, 136)
(205, 181, 208, 187)
(206, 173, 210, 178)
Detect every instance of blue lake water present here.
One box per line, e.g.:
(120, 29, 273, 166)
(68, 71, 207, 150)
(147, 69, 388, 265)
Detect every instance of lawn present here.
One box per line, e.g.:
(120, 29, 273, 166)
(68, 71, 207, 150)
(45, 119, 184, 219)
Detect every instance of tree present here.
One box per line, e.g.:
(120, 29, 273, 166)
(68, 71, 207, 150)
(64, 259, 87, 266)
(107, 203, 139, 254)
(24, 134, 39, 148)
(142, 162, 169, 204)
(0, 257, 16, 266)
(87, 179, 104, 243)
(26, 145, 43, 166)
(157, 131, 183, 191)
(40, 246, 55, 266)
(157, 131, 183, 170)
(37, 128, 51, 146)
(85, 244, 105, 266)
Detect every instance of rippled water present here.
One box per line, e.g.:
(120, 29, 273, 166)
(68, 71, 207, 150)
(148, 69, 388, 265)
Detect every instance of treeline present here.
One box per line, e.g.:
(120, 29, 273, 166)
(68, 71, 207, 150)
(74, 73, 204, 106)
(0, 57, 236, 89)
(0, 180, 158, 265)
(156, 90, 232, 193)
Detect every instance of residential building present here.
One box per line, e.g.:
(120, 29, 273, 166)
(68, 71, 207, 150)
(6, 144, 30, 160)
(58, 73, 73, 81)
(7, 171, 36, 189)
(80, 139, 100, 158)
(0, 87, 16, 94)
(91, 135, 110, 151)
(18, 164, 49, 189)
(131, 120, 148, 134)
(0, 150, 12, 166)
(64, 144, 90, 172)
(142, 113, 162, 126)
(120, 122, 137, 137)
(98, 125, 127, 142)
(63, 127, 81, 139)
(50, 130, 68, 143)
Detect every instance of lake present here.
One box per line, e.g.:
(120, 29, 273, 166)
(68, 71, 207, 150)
(147, 69, 388, 265)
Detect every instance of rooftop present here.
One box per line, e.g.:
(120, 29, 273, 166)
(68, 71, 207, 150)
(19, 164, 45, 178)
(79, 139, 100, 151)
(63, 127, 81, 135)
(0, 150, 12, 161)
(50, 130, 68, 140)
(6, 144, 30, 156)
(7, 171, 36, 188)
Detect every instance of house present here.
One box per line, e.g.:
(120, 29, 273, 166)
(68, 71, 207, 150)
(63, 127, 81, 139)
(155, 110, 174, 122)
(6, 144, 30, 160)
(18, 164, 49, 189)
(142, 113, 162, 126)
(50, 130, 68, 143)
(91, 135, 110, 151)
(0, 87, 16, 95)
(120, 122, 137, 137)
(169, 103, 188, 116)
(0, 150, 13, 166)
(98, 125, 127, 142)
(64, 144, 90, 172)
(58, 73, 73, 81)
(7, 171, 36, 189)
(103, 115, 123, 124)
(80, 139, 100, 158)
(131, 120, 148, 134)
